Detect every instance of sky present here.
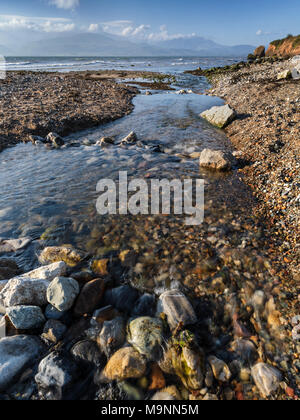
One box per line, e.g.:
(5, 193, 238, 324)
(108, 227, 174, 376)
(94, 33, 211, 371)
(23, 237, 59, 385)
(0, 0, 299, 47)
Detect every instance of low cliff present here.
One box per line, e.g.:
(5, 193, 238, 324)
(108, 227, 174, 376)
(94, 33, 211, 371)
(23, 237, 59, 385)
(266, 35, 300, 57)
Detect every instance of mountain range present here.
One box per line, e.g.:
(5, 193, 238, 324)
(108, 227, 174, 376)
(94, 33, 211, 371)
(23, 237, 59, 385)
(0, 32, 254, 57)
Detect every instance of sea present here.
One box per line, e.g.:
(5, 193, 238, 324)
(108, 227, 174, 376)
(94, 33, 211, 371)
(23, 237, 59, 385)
(3, 56, 244, 74)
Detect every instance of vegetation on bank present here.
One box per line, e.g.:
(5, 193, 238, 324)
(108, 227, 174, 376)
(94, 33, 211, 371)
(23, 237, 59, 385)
(270, 34, 300, 49)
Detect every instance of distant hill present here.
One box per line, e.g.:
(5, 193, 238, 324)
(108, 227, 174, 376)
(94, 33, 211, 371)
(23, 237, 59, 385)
(266, 34, 300, 57)
(6, 32, 254, 57)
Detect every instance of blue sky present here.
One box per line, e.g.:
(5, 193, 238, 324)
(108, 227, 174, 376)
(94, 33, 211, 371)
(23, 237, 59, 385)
(0, 0, 299, 46)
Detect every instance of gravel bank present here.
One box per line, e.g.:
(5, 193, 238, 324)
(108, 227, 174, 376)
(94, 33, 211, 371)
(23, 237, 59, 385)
(205, 60, 300, 280)
(0, 71, 138, 153)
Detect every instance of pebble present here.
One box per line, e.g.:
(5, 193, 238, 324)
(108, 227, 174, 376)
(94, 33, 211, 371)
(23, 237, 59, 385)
(208, 356, 232, 382)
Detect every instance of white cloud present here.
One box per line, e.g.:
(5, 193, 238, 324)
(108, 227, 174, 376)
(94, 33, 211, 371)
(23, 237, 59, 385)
(50, 0, 80, 10)
(88, 23, 99, 33)
(148, 25, 197, 41)
(0, 14, 75, 33)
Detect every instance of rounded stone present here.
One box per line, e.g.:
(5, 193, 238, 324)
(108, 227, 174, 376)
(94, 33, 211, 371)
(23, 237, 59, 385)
(47, 277, 80, 312)
(7, 306, 45, 330)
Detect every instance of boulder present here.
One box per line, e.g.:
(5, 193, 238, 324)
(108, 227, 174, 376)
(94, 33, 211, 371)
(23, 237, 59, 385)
(127, 317, 164, 361)
(277, 70, 292, 80)
(0, 277, 50, 307)
(73, 278, 105, 316)
(26, 262, 68, 281)
(251, 363, 282, 398)
(157, 289, 197, 330)
(98, 316, 126, 358)
(47, 277, 80, 312)
(200, 104, 236, 128)
(39, 246, 86, 267)
(254, 46, 265, 58)
(7, 306, 45, 330)
(35, 352, 79, 400)
(0, 335, 44, 391)
(102, 347, 147, 382)
(199, 148, 234, 171)
(0, 237, 32, 255)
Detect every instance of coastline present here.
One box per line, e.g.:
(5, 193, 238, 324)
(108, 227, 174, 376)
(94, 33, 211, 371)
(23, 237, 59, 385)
(200, 60, 300, 281)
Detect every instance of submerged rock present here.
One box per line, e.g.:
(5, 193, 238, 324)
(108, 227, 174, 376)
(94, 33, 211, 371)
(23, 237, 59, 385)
(159, 333, 205, 391)
(0, 277, 50, 307)
(46, 132, 64, 148)
(251, 363, 282, 398)
(131, 293, 156, 317)
(102, 347, 147, 382)
(7, 306, 45, 330)
(208, 356, 232, 382)
(0, 335, 44, 391)
(98, 316, 126, 358)
(199, 148, 234, 171)
(103, 285, 139, 313)
(0, 259, 20, 280)
(97, 137, 115, 147)
(200, 104, 236, 128)
(127, 317, 164, 361)
(35, 352, 79, 400)
(157, 289, 197, 330)
(71, 340, 104, 368)
(47, 277, 80, 312)
(39, 246, 86, 267)
(121, 131, 138, 145)
(0, 237, 32, 255)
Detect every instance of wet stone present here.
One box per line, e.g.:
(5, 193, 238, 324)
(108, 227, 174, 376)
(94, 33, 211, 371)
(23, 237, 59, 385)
(39, 246, 86, 267)
(0, 335, 44, 392)
(98, 316, 126, 358)
(35, 352, 80, 400)
(251, 363, 282, 398)
(208, 356, 232, 383)
(157, 289, 197, 330)
(127, 317, 164, 362)
(103, 285, 139, 314)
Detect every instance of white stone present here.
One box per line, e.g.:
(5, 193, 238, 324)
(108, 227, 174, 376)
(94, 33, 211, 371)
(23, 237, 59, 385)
(0, 237, 32, 254)
(0, 335, 44, 391)
(47, 277, 80, 312)
(201, 104, 236, 128)
(277, 70, 291, 80)
(200, 148, 234, 171)
(26, 262, 68, 281)
(0, 277, 50, 307)
(157, 289, 197, 330)
(7, 306, 45, 330)
(251, 363, 282, 397)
